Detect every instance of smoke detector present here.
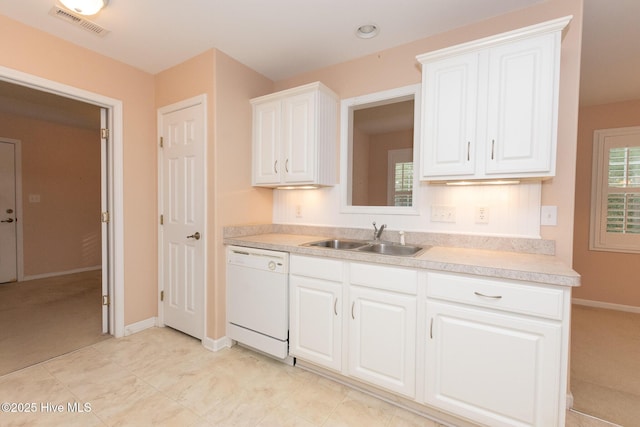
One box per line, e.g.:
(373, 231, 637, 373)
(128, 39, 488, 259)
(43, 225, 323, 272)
(49, 6, 110, 37)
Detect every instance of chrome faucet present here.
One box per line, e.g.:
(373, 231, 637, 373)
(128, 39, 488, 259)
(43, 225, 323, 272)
(372, 221, 387, 241)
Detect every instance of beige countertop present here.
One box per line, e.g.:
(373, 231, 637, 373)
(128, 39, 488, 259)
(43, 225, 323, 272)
(223, 232, 580, 287)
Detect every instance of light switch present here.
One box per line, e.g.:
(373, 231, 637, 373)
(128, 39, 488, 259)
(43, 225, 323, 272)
(29, 194, 41, 203)
(541, 205, 558, 226)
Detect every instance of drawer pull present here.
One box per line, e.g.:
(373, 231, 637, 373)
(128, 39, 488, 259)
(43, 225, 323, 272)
(474, 291, 502, 300)
(334, 298, 338, 316)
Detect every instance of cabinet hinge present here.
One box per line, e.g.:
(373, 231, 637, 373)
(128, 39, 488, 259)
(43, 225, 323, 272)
(160, 137, 164, 148)
(102, 295, 110, 306)
(101, 128, 109, 139)
(160, 214, 164, 225)
(101, 211, 110, 223)
(160, 290, 164, 302)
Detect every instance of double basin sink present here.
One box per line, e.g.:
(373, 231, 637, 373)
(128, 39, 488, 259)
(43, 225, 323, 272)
(303, 238, 425, 257)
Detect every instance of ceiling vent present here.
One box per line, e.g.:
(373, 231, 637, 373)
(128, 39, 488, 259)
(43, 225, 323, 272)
(49, 6, 110, 37)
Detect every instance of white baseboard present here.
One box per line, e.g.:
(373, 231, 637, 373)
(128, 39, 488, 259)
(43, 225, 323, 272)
(124, 317, 158, 336)
(572, 298, 640, 314)
(22, 265, 102, 282)
(202, 335, 233, 352)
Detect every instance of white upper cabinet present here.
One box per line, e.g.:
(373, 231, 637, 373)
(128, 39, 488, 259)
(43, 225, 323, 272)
(251, 82, 338, 187)
(417, 16, 571, 181)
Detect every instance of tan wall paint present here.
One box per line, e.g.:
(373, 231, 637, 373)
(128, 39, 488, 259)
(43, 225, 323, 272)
(367, 129, 413, 206)
(155, 49, 273, 339)
(0, 112, 101, 276)
(1, 15, 158, 325)
(213, 51, 274, 339)
(573, 99, 640, 307)
(275, 0, 583, 265)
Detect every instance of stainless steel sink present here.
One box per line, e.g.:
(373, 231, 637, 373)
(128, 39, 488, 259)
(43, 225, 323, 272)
(305, 239, 368, 250)
(303, 239, 425, 257)
(356, 242, 425, 257)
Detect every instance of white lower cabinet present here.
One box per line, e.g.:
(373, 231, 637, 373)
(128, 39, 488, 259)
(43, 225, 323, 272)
(348, 284, 417, 398)
(425, 272, 568, 427)
(289, 255, 343, 371)
(288, 256, 570, 427)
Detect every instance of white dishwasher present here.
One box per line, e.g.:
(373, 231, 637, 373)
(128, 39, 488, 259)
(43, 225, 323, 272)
(226, 245, 291, 362)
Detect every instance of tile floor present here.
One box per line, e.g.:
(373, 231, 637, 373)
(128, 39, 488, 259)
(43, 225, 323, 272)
(0, 327, 618, 427)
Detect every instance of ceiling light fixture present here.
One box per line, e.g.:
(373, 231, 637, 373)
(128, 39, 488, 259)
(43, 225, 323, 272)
(356, 24, 379, 39)
(59, 0, 108, 16)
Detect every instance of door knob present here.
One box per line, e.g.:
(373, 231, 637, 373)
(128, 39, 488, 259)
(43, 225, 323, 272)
(1, 218, 14, 223)
(186, 232, 201, 240)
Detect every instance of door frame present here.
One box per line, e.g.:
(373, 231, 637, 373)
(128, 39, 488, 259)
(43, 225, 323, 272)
(157, 94, 208, 338)
(0, 66, 125, 338)
(0, 137, 23, 282)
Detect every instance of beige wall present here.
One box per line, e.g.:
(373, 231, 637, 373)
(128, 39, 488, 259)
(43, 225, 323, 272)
(275, 0, 583, 265)
(0, 112, 101, 276)
(213, 51, 274, 339)
(1, 15, 158, 325)
(155, 49, 274, 340)
(0, 0, 585, 334)
(367, 129, 413, 206)
(573, 99, 640, 307)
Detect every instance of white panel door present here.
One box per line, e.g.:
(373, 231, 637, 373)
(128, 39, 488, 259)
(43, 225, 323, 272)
(421, 52, 479, 178)
(485, 33, 556, 175)
(349, 285, 417, 397)
(289, 275, 342, 371)
(425, 301, 562, 427)
(100, 109, 109, 333)
(160, 99, 205, 339)
(252, 100, 281, 185)
(282, 91, 316, 183)
(0, 140, 17, 283)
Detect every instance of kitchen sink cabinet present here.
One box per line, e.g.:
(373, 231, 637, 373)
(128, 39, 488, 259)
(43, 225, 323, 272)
(417, 16, 571, 181)
(289, 255, 344, 371)
(424, 271, 569, 427)
(251, 82, 338, 187)
(287, 253, 571, 427)
(348, 284, 417, 398)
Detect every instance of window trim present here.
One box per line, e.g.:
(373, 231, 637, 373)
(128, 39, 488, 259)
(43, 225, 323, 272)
(590, 126, 640, 253)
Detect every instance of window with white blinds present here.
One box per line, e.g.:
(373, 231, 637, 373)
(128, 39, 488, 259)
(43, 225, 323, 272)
(387, 148, 413, 207)
(590, 127, 640, 253)
(393, 161, 413, 207)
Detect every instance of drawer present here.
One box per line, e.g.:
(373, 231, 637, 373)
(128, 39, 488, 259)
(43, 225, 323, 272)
(350, 262, 418, 295)
(290, 254, 344, 282)
(427, 272, 564, 320)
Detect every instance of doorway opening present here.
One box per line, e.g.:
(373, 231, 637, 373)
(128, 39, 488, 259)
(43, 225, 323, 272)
(0, 66, 124, 372)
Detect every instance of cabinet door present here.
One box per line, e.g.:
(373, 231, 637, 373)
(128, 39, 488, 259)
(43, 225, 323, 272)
(290, 275, 342, 371)
(485, 33, 557, 176)
(421, 51, 479, 179)
(349, 286, 416, 397)
(282, 91, 316, 183)
(253, 100, 282, 185)
(425, 301, 562, 427)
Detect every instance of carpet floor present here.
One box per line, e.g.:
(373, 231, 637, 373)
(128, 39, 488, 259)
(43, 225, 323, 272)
(0, 270, 110, 376)
(571, 304, 640, 426)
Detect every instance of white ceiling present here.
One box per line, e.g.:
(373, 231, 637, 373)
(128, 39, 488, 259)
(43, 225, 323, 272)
(0, 0, 637, 119)
(0, 0, 545, 81)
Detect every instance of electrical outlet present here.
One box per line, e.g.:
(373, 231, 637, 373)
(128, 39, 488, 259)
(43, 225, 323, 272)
(295, 204, 302, 218)
(475, 206, 489, 224)
(431, 205, 456, 223)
